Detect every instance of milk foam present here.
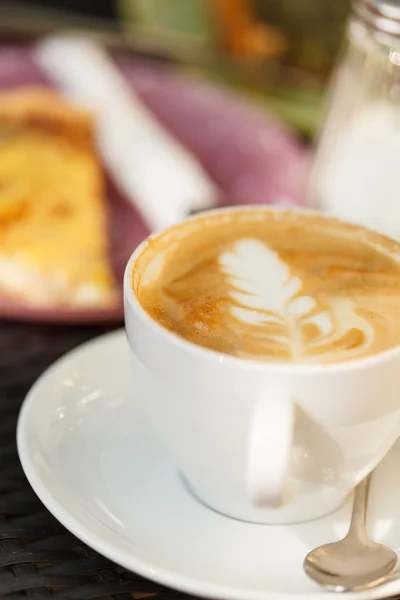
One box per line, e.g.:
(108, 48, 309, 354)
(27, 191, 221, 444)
(219, 239, 375, 362)
(135, 209, 400, 364)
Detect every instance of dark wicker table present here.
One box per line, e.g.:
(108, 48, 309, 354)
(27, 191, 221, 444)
(0, 321, 192, 600)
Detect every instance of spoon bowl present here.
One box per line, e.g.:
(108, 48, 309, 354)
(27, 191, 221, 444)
(304, 475, 398, 591)
(304, 537, 398, 591)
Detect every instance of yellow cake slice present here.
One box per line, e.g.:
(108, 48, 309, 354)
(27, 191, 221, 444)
(0, 86, 118, 308)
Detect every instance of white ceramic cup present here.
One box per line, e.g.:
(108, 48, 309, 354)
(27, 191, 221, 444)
(124, 207, 400, 524)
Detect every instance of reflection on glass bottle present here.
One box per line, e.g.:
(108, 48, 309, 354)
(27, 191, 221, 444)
(308, 0, 400, 242)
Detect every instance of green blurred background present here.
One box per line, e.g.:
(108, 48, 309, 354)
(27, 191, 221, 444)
(8, 0, 352, 137)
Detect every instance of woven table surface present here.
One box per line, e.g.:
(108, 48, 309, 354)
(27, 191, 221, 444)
(0, 321, 193, 600)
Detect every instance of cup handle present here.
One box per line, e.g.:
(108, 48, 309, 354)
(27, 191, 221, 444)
(246, 387, 294, 508)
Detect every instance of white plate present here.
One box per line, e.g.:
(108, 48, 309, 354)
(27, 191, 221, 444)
(17, 330, 400, 600)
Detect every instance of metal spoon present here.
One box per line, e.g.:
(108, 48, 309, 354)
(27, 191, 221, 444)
(303, 474, 398, 592)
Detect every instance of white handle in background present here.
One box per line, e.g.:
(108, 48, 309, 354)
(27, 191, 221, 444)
(247, 388, 294, 508)
(34, 36, 219, 232)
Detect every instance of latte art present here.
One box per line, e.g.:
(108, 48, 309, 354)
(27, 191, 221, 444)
(219, 239, 374, 362)
(133, 209, 400, 364)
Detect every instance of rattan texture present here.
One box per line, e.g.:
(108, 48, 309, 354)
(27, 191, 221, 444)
(0, 322, 194, 600)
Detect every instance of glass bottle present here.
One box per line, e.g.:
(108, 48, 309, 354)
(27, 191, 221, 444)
(308, 0, 400, 241)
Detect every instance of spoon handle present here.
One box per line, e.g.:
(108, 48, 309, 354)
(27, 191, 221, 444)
(347, 474, 372, 541)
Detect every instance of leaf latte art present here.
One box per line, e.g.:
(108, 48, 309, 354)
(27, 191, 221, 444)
(219, 239, 374, 362)
(134, 210, 400, 364)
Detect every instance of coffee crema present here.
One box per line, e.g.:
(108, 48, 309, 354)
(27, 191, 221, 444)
(133, 209, 400, 364)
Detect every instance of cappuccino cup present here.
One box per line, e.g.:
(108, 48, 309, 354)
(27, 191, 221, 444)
(124, 207, 400, 524)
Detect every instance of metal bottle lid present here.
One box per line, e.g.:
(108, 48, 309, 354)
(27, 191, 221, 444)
(353, 0, 400, 35)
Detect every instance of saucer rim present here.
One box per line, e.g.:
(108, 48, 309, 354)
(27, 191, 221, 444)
(16, 330, 400, 600)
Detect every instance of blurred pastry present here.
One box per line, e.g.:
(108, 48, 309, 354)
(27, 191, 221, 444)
(0, 86, 118, 308)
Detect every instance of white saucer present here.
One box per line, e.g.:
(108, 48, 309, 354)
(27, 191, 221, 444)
(17, 330, 400, 600)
